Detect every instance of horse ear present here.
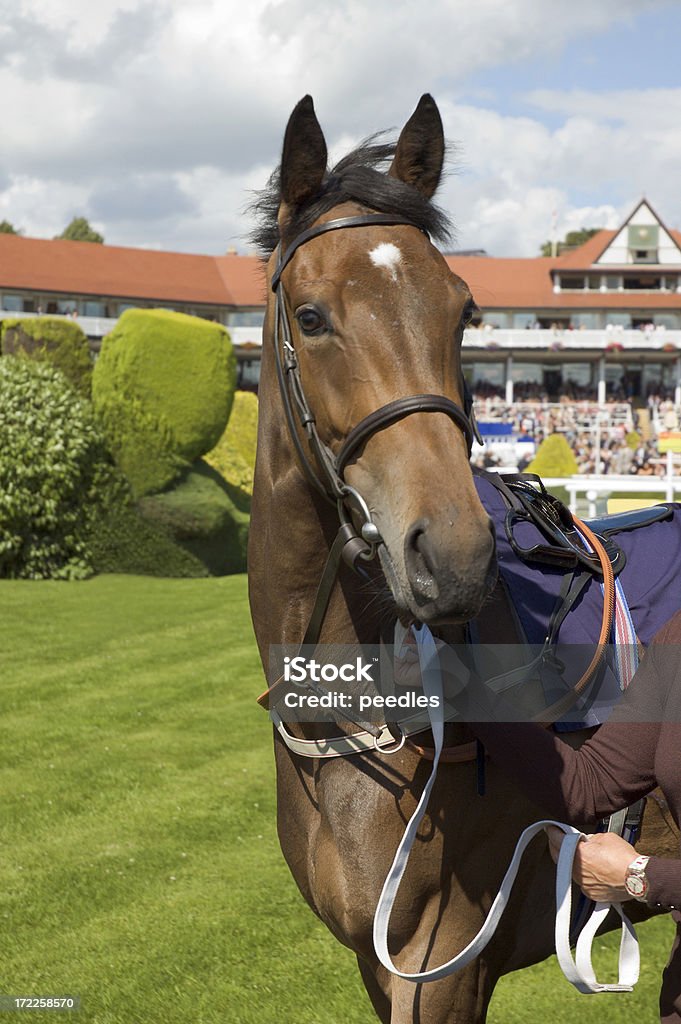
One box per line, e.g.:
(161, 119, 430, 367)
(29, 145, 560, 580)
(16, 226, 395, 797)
(278, 96, 328, 226)
(389, 94, 444, 198)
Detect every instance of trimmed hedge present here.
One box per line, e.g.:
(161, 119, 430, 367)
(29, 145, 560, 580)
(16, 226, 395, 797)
(1, 316, 93, 396)
(528, 433, 579, 478)
(0, 358, 112, 579)
(138, 460, 249, 575)
(87, 502, 209, 578)
(205, 390, 258, 501)
(92, 309, 236, 496)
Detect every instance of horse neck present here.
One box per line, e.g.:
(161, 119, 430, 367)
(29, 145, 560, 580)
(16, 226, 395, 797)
(248, 335, 383, 665)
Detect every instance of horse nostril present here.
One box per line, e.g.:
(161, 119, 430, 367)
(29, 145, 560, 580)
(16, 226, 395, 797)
(404, 519, 440, 603)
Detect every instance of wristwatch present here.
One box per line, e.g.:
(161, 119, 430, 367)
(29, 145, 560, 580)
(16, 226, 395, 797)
(624, 854, 650, 901)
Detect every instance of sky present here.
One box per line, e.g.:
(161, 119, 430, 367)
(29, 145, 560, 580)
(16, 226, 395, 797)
(1, 0, 680, 258)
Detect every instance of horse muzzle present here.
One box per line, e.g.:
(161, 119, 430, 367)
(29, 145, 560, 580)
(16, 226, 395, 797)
(382, 512, 497, 624)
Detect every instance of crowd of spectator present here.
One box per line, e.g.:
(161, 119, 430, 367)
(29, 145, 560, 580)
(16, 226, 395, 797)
(471, 388, 680, 477)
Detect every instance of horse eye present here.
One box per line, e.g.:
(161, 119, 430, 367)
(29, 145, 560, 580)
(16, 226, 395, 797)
(296, 306, 326, 336)
(461, 302, 477, 328)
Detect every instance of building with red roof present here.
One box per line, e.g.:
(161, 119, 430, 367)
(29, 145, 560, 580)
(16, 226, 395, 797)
(2, 199, 680, 400)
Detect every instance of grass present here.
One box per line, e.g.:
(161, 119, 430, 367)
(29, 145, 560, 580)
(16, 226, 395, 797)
(0, 575, 674, 1023)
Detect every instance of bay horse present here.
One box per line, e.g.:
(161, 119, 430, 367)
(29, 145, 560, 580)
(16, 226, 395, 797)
(248, 95, 676, 1022)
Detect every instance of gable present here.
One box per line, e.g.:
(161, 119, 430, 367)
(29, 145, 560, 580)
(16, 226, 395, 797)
(596, 199, 681, 266)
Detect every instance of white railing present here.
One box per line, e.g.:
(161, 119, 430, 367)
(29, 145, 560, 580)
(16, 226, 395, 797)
(463, 327, 681, 352)
(2, 313, 679, 352)
(224, 324, 681, 352)
(558, 475, 681, 516)
(542, 453, 681, 516)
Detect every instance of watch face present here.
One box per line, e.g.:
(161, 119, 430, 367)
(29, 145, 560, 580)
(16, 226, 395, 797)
(626, 875, 645, 897)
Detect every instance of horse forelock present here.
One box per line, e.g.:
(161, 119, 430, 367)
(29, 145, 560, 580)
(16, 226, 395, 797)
(248, 135, 454, 259)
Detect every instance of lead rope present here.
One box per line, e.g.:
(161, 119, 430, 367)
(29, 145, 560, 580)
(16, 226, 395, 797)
(372, 625, 640, 993)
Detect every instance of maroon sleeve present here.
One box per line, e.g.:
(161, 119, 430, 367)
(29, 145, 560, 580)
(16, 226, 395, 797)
(646, 858, 681, 911)
(471, 619, 674, 827)
(473, 719, 659, 829)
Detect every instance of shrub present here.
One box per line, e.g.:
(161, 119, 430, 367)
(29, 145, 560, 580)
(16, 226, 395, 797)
(87, 502, 209, 578)
(0, 358, 113, 579)
(138, 460, 249, 575)
(527, 433, 579, 478)
(1, 316, 93, 396)
(92, 309, 236, 496)
(205, 390, 258, 500)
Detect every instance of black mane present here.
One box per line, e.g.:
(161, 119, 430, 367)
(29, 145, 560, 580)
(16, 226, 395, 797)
(248, 135, 454, 258)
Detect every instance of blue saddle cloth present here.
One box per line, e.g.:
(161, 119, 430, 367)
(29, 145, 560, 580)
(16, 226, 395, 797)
(473, 473, 681, 728)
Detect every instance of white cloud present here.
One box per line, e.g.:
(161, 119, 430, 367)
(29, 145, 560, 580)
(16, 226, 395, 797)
(0, 176, 92, 239)
(526, 87, 681, 128)
(0, 0, 677, 253)
(431, 94, 681, 256)
(18, 0, 143, 49)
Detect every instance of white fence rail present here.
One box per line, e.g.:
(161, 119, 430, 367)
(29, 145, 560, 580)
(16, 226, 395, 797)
(464, 327, 681, 352)
(541, 453, 681, 516)
(2, 312, 680, 352)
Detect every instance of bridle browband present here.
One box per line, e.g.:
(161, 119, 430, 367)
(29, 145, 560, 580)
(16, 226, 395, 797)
(258, 212, 481, 729)
(273, 213, 425, 290)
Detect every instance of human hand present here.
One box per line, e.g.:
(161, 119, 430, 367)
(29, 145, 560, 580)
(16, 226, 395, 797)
(545, 825, 640, 903)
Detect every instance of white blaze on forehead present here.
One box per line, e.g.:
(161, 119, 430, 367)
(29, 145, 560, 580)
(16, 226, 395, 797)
(369, 242, 402, 281)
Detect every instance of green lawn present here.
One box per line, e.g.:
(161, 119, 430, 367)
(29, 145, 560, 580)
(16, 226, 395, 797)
(0, 576, 674, 1022)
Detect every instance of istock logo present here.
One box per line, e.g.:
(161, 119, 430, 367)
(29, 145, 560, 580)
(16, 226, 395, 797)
(284, 656, 375, 684)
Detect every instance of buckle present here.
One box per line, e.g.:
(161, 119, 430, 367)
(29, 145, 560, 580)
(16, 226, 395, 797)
(504, 508, 603, 575)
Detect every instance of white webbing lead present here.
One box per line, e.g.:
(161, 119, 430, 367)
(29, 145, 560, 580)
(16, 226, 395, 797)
(372, 624, 640, 993)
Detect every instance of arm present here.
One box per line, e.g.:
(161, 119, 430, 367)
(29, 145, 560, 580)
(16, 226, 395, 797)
(472, 718, 659, 828)
(471, 637, 665, 825)
(472, 616, 681, 909)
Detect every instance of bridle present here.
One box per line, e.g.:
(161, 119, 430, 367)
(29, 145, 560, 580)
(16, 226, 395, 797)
(272, 212, 479, 563)
(258, 211, 480, 720)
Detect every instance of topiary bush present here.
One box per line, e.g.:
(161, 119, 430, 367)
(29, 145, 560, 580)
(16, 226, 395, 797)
(1, 316, 93, 396)
(87, 502, 209, 578)
(92, 309, 236, 497)
(527, 433, 579, 478)
(0, 358, 116, 579)
(205, 390, 258, 501)
(138, 459, 249, 575)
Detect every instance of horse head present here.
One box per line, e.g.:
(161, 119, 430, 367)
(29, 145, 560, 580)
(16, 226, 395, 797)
(255, 94, 496, 627)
